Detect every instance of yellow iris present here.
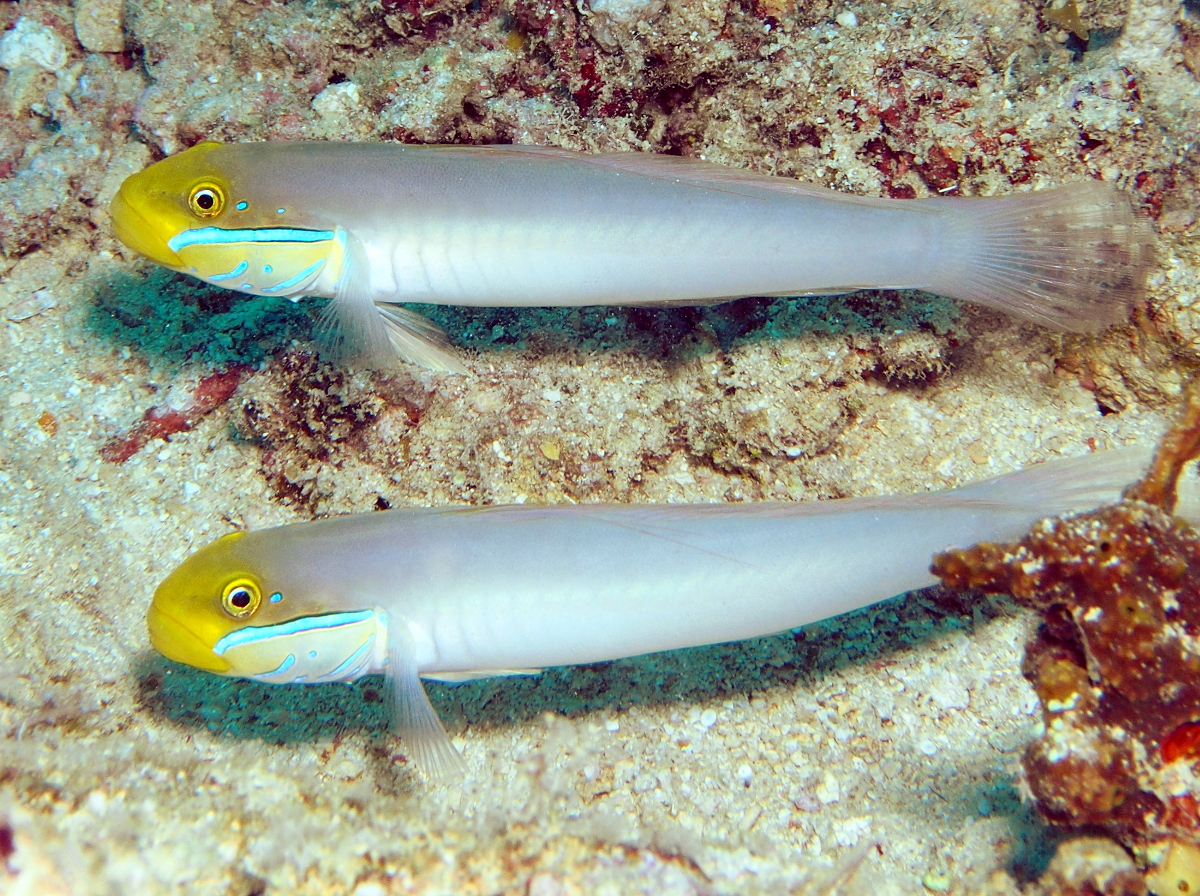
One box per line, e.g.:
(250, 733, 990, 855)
(188, 183, 226, 218)
(221, 577, 261, 619)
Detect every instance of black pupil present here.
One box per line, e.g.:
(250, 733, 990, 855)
(230, 589, 251, 608)
(196, 191, 214, 209)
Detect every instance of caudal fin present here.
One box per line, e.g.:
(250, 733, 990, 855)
(928, 181, 1155, 332)
(953, 447, 1152, 513)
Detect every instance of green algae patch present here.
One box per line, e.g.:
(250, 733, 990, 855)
(89, 267, 960, 369)
(88, 267, 318, 366)
(417, 290, 963, 361)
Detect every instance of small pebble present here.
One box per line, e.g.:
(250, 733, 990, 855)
(0, 18, 68, 72)
(312, 81, 363, 120)
(835, 10, 858, 27)
(74, 0, 125, 53)
(815, 770, 841, 804)
(632, 773, 658, 793)
(700, 709, 717, 728)
(527, 874, 566, 896)
(5, 289, 57, 322)
(923, 871, 951, 892)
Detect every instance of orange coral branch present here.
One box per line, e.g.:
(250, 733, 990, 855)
(1124, 378, 1200, 512)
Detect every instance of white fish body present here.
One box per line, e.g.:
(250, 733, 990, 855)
(112, 143, 1155, 370)
(149, 448, 1188, 780)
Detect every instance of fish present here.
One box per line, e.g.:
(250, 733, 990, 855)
(148, 448, 1192, 782)
(111, 141, 1155, 371)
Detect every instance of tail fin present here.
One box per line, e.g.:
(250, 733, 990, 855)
(1176, 461, 1200, 527)
(952, 447, 1152, 513)
(960, 449, 1200, 531)
(928, 181, 1155, 332)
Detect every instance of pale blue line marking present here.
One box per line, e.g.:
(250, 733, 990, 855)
(321, 634, 374, 682)
(261, 258, 325, 294)
(207, 260, 248, 282)
(213, 608, 374, 655)
(263, 265, 273, 274)
(262, 653, 296, 677)
(235, 201, 248, 210)
(168, 226, 334, 251)
(269, 592, 282, 603)
(308, 650, 317, 659)
(277, 208, 286, 214)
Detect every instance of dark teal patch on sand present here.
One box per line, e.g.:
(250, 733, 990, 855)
(89, 267, 316, 366)
(92, 266, 961, 368)
(416, 289, 962, 360)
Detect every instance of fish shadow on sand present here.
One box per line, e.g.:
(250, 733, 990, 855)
(89, 267, 963, 368)
(133, 586, 986, 744)
(132, 584, 1054, 867)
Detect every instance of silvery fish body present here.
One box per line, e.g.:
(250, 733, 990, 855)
(111, 142, 1154, 370)
(149, 449, 1184, 780)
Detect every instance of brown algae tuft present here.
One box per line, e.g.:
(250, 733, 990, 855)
(933, 383, 1200, 884)
(1043, 0, 1091, 42)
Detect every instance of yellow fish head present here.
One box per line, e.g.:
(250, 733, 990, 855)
(111, 141, 343, 298)
(111, 141, 229, 270)
(149, 531, 384, 684)
(148, 531, 260, 674)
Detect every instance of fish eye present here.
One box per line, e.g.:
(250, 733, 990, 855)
(221, 578, 261, 619)
(188, 183, 225, 218)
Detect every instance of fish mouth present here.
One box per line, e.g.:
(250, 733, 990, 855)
(147, 602, 231, 673)
(110, 184, 185, 268)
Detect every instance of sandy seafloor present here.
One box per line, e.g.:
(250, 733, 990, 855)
(0, 0, 1198, 892)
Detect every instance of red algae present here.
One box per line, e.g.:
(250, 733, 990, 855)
(99, 366, 246, 463)
(933, 384, 1200, 870)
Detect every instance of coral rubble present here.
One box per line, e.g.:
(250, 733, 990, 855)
(2, 0, 1199, 890)
(933, 386, 1200, 888)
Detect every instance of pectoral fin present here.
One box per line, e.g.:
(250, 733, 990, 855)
(388, 633, 467, 783)
(318, 232, 466, 372)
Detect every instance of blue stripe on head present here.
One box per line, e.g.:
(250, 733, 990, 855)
(207, 260, 249, 282)
(321, 634, 375, 681)
(261, 259, 326, 294)
(168, 226, 335, 252)
(213, 609, 375, 656)
(263, 653, 296, 677)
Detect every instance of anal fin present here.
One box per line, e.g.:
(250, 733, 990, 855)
(422, 668, 543, 683)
